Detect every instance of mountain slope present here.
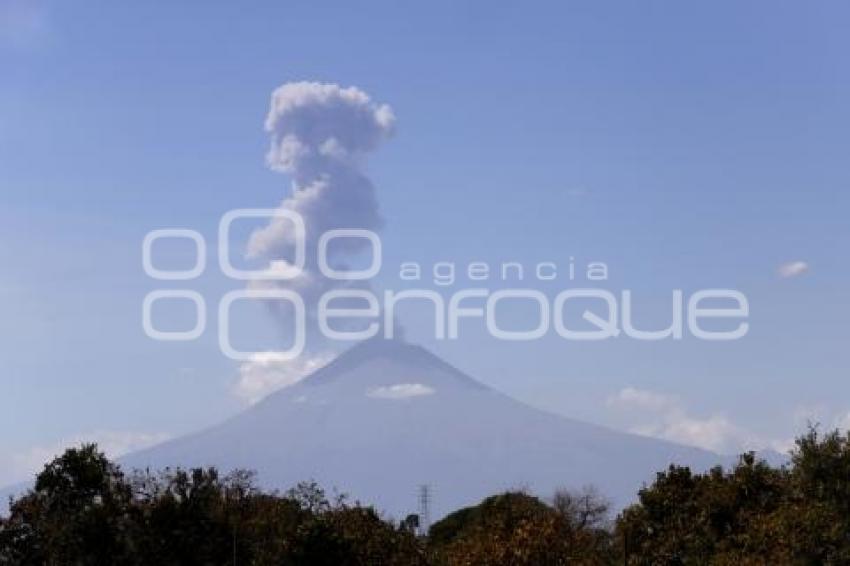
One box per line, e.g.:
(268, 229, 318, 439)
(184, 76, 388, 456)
(121, 338, 727, 519)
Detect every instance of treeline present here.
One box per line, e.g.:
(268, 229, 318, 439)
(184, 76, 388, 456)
(2, 428, 850, 564)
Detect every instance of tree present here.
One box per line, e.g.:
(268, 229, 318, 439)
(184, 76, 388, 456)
(0, 448, 427, 565)
(616, 455, 788, 563)
(552, 486, 613, 560)
(9, 429, 850, 564)
(429, 491, 613, 565)
(615, 429, 850, 564)
(0, 444, 138, 565)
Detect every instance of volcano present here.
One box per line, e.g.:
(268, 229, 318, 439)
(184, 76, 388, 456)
(121, 338, 724, 519)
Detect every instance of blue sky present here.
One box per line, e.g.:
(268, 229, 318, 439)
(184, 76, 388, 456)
(1, 0, 849, 483)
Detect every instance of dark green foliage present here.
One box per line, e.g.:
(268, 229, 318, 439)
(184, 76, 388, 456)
(616, 454, 787, 563)
(5, 428, 850, 564)
(617, 428, 850, 564)
(0, 444, 138, 565)
(429, 491, 552, 547)
(428, 491, 614, 565)
(0, 445, 423, 565)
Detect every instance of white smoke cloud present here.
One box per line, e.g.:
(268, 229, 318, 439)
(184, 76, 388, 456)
(248, 82, 394, 264)
(231, 82, 395, 402)
(235, 351, 333, 404)
(263, 83, 394, 176)
(244, 81, 395, 321)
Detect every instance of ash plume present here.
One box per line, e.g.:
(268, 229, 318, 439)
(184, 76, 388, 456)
(248, 82, 394, 267)
(235, 82, 395, 401)
(247, 82, 394, 306)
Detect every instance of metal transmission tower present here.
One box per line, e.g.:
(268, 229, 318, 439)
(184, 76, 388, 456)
(417, 484, 431, 536)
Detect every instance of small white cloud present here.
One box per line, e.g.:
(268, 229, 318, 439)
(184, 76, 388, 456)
(367, 383, 435, 400)
(778, 261, 809, 279)
(234, 351, 333, 404)
(644, 414, 742, 454)
(607, 387, 762, 454)
(613, 397, 850, 456)
(606, 387, 678, 412)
